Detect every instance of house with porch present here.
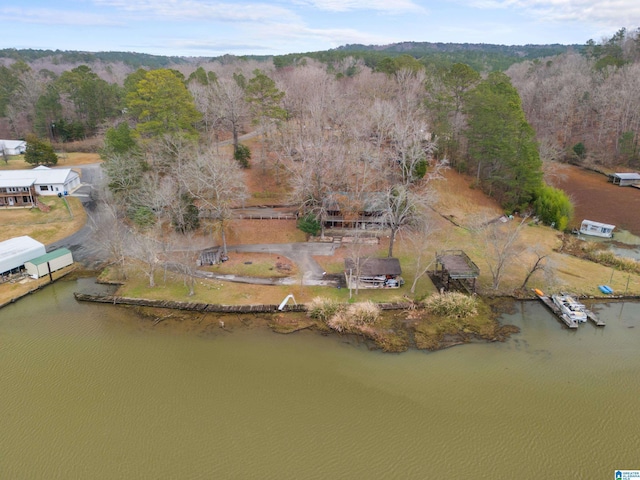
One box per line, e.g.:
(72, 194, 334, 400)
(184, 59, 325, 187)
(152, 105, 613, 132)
(0, 166, 80, 207)
(323, 192, 387, 231)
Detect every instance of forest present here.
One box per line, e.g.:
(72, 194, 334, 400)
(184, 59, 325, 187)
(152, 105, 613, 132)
(1, 28, 639, 285)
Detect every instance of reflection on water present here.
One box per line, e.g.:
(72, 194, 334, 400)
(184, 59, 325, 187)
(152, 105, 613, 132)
(1, 279, 639, 479)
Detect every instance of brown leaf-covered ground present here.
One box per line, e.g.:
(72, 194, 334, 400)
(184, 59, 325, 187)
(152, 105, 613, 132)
(552, 164, 640, 237)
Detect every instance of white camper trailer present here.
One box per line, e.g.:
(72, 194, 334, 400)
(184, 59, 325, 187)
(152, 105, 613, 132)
(579, 219, 615, 238)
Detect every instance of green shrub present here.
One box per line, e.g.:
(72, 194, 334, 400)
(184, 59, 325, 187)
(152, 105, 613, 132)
(571, 142, 586, 161)
(297, 214, 321, 236)
(234, 143, 251, 168)
(130, 205, 156, 229)
(533, 185, 573, 230)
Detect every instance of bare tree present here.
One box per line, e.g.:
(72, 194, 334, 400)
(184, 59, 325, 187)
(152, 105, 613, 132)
(406, 215, 438, 294)
(209, 77, 249, 153)
(129, 226, 163, 288)
(165, 232, 209, 297)
(472, 215, 528, 290)
(383, 184, 437, 258)
(180, 146, 248, 256)
(89, 196, 131, 279)
(343, 230, 377, 298)
(520, 248, 550, 290)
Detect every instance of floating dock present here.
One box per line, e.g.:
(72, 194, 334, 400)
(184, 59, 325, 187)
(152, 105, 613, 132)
(534, 291, 605, 328)
(584, 307, 606, 327)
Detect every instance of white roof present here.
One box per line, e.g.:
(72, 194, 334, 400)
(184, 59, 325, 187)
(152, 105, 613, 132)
(0, 235, 47, 274)
(612, 172, 640, 180)
(0, 140, 26, 148)
(581, 219, 615, 229)
(0, 178, 34, 188)
(0, 166, 78, 186)
(0, 236, 45, 258)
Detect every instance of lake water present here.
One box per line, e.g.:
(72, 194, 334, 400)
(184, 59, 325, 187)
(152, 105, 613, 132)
(1, 279, 639, 479)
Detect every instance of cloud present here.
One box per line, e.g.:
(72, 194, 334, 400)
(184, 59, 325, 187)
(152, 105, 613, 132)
(93, 0, 300, 23)
(0, 7, 121, 26)
(464, 0, 640, 28)
(249, 22, 395, 47)
(167, 40, 276, 53)
(294, 0, 426, 13)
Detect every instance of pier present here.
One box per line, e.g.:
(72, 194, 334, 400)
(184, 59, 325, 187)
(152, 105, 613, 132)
(584, 308, 606, 326)
(536, 293, 578, 329)
(534, 291, 605, 328)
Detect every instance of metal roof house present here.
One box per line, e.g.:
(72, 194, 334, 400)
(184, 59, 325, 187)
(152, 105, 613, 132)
(25, 248, 74, 279)
(0, 140, 27, 156)
(0, 236, 46, 276)
(608, 172, 640, 186)
(0, 177, 37, 207)
(0, 166, 80, 197)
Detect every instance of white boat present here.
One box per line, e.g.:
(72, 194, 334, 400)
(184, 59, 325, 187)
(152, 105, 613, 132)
(552, 293, 587, 323)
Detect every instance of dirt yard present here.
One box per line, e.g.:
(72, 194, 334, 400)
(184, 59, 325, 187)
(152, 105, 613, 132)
(552, 164, 640, 236)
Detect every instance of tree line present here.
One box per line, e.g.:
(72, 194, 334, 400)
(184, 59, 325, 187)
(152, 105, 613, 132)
(11, 34, 640, 290)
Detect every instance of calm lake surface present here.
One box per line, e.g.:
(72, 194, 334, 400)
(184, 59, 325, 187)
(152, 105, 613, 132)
(1, 279, 639, 479)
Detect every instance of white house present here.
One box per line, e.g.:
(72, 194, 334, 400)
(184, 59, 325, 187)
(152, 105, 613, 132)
(0, 236, 46, 276)
(0, 166, 81, 198)
(0, 140, 27, 156)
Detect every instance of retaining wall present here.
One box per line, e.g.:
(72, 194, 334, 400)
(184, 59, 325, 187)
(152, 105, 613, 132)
(73, 293, 413, 314)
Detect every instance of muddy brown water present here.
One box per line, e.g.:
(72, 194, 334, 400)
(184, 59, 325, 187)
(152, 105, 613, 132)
(1, 278, 639, 479)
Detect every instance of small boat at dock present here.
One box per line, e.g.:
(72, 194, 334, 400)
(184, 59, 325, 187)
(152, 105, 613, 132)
(551, 293, 588, 324)
(534, 290, 604, 328)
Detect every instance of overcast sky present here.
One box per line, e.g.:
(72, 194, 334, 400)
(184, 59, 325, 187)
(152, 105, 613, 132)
(1, 1, 638, 57)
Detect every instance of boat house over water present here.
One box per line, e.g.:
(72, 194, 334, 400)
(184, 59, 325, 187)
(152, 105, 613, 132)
(434, 250, 480, 293)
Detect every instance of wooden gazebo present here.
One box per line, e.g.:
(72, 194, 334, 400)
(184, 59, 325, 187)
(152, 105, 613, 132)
(434, 250, 480, 293)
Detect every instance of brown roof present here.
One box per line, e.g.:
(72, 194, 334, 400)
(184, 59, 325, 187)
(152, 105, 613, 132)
(345, 257, 402, 276)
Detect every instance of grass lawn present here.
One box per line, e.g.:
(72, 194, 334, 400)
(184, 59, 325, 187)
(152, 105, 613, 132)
(0, 196, 87, 244)
(0, 152, 100, 170)
(200, 252, 298, 277)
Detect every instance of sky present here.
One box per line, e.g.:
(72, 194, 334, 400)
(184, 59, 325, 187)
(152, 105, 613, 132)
(1, 1, 639, 57)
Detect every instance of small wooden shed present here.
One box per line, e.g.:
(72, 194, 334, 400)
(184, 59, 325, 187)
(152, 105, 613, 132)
(608, 172, 640, 186)
(25, 248, 74, 278)
(344, 257, 403, 289)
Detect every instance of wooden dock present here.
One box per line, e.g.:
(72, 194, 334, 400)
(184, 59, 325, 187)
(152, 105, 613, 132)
(584, 308, 606, 326)
(535, 292, 605, 328)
